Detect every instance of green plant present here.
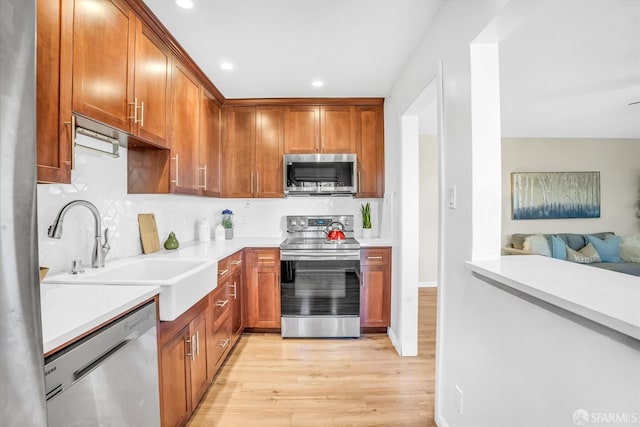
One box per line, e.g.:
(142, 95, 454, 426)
(361, 202, 371, 229)
(221, 209, 234, 229)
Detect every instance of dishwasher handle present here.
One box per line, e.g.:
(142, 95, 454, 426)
(74, 339, 131, 381)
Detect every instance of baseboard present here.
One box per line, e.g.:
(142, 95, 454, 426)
(435, 412, 450, 427)
(387, 327, 399, 354)
(418, 281, 438, 288)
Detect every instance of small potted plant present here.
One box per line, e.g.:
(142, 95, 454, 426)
(221, 209, 234, 240)
(361, 202, 372, 238)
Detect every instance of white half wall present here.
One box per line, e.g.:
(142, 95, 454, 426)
(502, 137, 640, 245)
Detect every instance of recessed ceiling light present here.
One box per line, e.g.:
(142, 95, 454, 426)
(176, 0, 193, 9)
(220, 62, 233, 71)
(312, 80, 324, 88)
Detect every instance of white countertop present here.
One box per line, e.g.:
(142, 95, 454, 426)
(41, 236, 391, 354)
(467, 256, 640, 340)
(41, 283, 159, 355)
(358, 237, 393, 247)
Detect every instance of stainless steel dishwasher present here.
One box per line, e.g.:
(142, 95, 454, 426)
(44, 301, 161, 427)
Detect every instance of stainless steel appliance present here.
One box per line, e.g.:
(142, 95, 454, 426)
(280, 215, 361, 337)
(45, 301, 161, 426)
(0, 1, 47, 425)
(283, 154, 358, 196)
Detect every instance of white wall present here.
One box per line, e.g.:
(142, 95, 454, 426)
(38, 133, 382, 273)
(502, 137, 640, 245)
(419, 135, 438, 283)
(385, 0, 640, 426)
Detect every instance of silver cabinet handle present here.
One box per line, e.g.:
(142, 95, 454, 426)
(198, 164, 207, 189)
(195, 331, 200, 356)
(217, 338, 230, 348)
(170, 154, 179, 185)
(367, 256, 383, 260)
(129, 98, 138, 123)
(63, 115, 76, 170)
(231, 260, 242, 266)
(218, 268, 229, 276)
(250, 171, 254, 194)
(139, 101, 144, 127)
(258, 256, 273, 261)
(185, 336, 194, 361)
(215, 299, 229, 308)
(229, 282, 237, 299)
(256, 171, 260, 194)
(358, 170, 361, 193)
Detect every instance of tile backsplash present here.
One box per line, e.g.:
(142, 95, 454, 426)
(37, 134, 383, 273)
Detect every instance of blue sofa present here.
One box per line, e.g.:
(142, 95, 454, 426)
(508, 232, 640, 277)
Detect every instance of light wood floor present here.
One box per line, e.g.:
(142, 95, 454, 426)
(188, 288, 437, 427)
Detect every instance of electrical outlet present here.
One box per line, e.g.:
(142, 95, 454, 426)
(448, 186, 457, 209)
(455, 385, 463, 415)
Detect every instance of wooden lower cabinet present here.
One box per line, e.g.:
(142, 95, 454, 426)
(229, 253, 244, 342)
(244, 248, 281, 329)
(159, 298, 209, 427)
(360, 247, 391, 328)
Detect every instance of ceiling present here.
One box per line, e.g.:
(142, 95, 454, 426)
(144, 0, 442, 98)
(499, 0, 640, 139)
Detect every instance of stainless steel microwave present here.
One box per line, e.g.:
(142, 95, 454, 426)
(283, 154, 357, 196)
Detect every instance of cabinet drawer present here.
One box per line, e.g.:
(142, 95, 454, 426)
(210, 283, 230, 320)
(252, 249, 279, 267)
(229, 250, 243, 272)
(218, 257, 230, 278)
(360, 248, 390, 266)
(210, 310, 231, 366)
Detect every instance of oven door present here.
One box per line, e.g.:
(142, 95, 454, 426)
(280, 250, 361, 337)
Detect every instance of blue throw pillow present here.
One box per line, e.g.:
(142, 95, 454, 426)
(585, 235, 621, 262)
(551, 235, 567, 260)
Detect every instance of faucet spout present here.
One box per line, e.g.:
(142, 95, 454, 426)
(47, 200, 108, 268)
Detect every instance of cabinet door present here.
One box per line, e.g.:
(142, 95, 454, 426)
(356, 106, 385, 197)
(36, 0, 73, 183)
(284, 106, 319, 153)
(199, 90, 221, 197)
(255, 106, 284, 197)
(133, 19, 170, 147)
(320, 106, 356, 153)
(190, 311, 209, 409)
(360, 247, 391, 328)
(170, 62, 200, 195)
(160, 325, 191, 427)
(72, 0, 134, 131)
(222, 106, 255, 197)
(245, 249, 281, 328)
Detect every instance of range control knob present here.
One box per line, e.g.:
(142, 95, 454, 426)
(300, 220, 306, 227)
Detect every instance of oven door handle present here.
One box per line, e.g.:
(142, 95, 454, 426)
(280, 250, 360, 261)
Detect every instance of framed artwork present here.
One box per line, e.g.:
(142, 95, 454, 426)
(511, 172, 600, 220)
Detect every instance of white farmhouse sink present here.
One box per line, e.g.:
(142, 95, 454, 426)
(44, 257, 218, 321)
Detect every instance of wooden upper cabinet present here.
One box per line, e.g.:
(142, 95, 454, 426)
(170, 62, 201, 195)
(356, 105, 384, 198)
(284, 106, 319, 153)
(320, 106, 356, 153)
(132, 19, 170, 147)
(255, 107, 284, 197)
(36, 0, 73, 183)
(199, 90, 221, 197)
(72, 0, 134, 131)
(222, 106, 256, 197)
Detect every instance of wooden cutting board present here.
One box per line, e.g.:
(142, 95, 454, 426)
(138, 213, 160, 254)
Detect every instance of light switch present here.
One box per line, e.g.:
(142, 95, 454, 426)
(448, 185, 456, 209)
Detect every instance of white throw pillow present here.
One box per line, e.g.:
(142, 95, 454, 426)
(523, 234, 551, 257)
(620, 234, 640, 263)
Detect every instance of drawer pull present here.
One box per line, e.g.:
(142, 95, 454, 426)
(215, 300, 229, 308)
(231, 260, 242, 266)
(195, 331, 200, 356)
(258, 256, 273, 261)
(185, 337, 194, 361)
(218, 268, 229, 276)
(367, 256, 383, 260)
(229, 282, 237, 299)
(217, 338, 230, 348)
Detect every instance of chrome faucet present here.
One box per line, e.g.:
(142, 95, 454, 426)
(47, 200, 110, 268)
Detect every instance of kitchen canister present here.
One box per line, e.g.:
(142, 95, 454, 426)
(197, 219, 211, 241)
(214, 224, 226, 241)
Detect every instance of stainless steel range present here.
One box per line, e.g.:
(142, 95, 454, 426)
(280, 215, 361, 338)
